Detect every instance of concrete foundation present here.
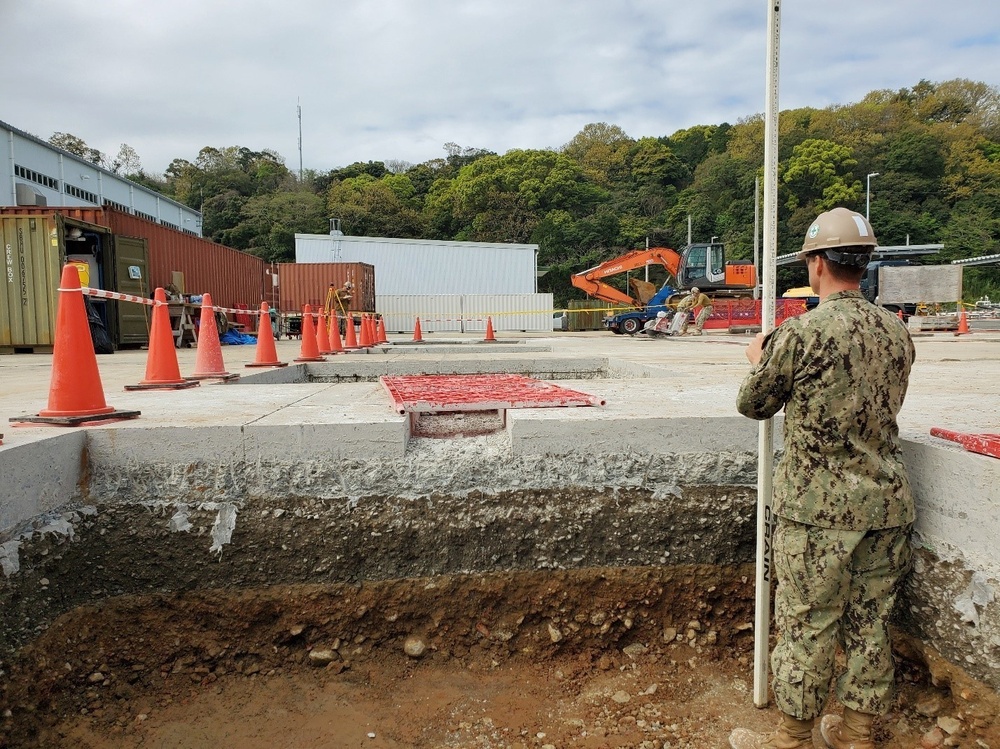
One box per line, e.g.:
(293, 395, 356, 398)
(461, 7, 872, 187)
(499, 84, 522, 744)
(1, 333, 998, 698)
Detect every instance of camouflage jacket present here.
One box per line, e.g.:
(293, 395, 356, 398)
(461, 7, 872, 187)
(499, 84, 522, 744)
(678, 292, 712, 311)
(736, 290, 915, 530)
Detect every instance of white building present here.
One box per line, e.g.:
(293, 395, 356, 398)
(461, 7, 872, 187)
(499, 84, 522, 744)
(295, 232, 538, 295)
(1, 119, 201, 235)
(294, 231, 551, 332)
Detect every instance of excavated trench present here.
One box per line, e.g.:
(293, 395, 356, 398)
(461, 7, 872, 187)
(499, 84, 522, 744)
(2, 380, 999, 746)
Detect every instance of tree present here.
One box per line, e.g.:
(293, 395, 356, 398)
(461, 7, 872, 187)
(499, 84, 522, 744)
(782, 138, 861, 212)
(562, 123, 633, 186)
(48, 132, 103, 164)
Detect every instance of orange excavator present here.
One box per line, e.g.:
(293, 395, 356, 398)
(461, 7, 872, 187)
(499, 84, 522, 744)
(570, 242, 757, 334)
(571, 242, 756, 306)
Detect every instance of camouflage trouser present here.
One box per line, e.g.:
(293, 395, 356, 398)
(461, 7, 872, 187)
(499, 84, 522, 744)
(770, 518, 912, 720)
(693, 306, 713, 333)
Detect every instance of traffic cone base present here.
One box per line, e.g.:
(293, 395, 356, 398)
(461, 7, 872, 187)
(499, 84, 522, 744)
(125, 380, 199, 391)
(246, 302, 287, 368)
(14, 264, 139, 425)
(187, 372, 241, 382)
(13, 410, 140, 427)
(127, 287, 199, 390)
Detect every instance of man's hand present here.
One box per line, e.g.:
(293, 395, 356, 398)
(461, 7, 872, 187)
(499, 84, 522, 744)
(745, 332, 765, 365)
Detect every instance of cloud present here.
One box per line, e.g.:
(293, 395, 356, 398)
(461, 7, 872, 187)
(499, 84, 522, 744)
(3, 0, 998, 175)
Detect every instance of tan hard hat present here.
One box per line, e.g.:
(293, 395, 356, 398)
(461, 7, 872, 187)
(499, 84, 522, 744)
(690, 287, 699, 294)
(802, 207, 876, 252)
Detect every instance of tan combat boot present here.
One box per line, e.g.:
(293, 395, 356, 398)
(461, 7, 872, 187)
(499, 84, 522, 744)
(819, 707, 875, 749)
(729, 713, 815, 749)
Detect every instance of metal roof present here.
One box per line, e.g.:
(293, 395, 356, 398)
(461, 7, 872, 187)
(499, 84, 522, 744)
(952, 252, 1000, 267)
(775, 244, 944, 267)
(0, 118, 197, 218)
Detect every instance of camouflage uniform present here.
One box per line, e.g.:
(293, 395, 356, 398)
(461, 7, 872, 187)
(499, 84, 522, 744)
(677, 291, 713, 335)
(736, 289, 915, 721)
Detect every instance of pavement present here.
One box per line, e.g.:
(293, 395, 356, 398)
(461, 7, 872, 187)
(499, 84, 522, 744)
(2, 328, 999, 450)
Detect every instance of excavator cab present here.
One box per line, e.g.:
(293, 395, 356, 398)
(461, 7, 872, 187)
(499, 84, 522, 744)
(680, 242, 756, 290)
(679, 243, 727, 288)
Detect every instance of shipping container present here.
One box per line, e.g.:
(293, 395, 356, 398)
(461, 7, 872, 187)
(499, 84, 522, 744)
(375, 294, 553, 333)
(295, 234, 538, 296)
(274, 262, 375, 315)
(1, 212, 150, 351)
(0, 206, 269, 311)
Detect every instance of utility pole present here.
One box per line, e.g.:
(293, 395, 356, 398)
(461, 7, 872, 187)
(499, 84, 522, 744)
(866, 172, 879, 220)
(298, 99, 304, 182)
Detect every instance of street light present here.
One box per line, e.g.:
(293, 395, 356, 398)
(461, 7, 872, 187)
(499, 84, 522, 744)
(866, 172, 879, 220)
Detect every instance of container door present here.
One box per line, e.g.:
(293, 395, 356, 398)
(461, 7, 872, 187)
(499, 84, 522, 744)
(0, 216, 60, 350)
(108, 235, 150, 346)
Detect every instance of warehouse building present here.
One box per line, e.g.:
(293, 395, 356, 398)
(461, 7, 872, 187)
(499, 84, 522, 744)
(294, 228, 552, 332)
(1, 119, 201, 235)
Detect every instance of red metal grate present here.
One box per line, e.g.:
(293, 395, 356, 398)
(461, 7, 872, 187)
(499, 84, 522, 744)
(930, 428, 1000, 459)
(380, 374, 605, 414)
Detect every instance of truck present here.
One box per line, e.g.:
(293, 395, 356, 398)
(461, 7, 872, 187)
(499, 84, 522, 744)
(569, 242, 756, 334)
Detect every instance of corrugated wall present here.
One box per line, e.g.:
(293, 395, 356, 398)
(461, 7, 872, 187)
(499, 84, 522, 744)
(103, 209, 267, 310)
(274, 263, 375, 314)
(376, 294, 553, 333)
(376, 295, 465, 333)
(0, 206, 269, 311)
(0, 215, 60, 349)
(295, 234, 537, 295)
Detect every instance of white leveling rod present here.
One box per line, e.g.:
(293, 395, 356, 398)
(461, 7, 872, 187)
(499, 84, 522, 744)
(754, 0, 781, 709)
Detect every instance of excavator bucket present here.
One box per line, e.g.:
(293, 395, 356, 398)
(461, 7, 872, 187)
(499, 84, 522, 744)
(628, 278, 658, 305)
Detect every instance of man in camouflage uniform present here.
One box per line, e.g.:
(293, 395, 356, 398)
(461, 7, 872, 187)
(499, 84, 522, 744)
(675, 287, 714, 335)
(729, 208, 915, 749)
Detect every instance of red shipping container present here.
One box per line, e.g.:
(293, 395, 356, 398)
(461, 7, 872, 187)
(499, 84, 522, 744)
(274, 262, 375, 315)
(0, 206, 269, 311)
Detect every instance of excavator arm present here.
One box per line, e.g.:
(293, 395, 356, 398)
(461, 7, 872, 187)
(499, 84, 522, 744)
(570, 247, 682, 306)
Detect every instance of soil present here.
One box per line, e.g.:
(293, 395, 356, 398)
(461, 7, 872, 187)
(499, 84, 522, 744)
(1, 568, 997, 749)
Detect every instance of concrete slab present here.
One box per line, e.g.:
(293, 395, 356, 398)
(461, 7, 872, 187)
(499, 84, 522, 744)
(2, 329, 1000, 688)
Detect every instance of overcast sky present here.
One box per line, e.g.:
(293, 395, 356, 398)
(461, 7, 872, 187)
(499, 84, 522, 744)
(3, 1, 999, 177)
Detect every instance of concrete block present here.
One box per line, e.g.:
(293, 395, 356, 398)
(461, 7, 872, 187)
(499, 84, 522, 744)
(0, 432, 85, 534)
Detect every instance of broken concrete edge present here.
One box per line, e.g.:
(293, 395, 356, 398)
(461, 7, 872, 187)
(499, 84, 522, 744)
(1, 422, 998, 692)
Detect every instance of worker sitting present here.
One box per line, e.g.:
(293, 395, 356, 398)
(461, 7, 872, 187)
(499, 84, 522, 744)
(676, 287, 714, 335)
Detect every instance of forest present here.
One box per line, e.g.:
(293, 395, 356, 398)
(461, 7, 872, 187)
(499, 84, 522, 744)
(52, 78, 1000, 304)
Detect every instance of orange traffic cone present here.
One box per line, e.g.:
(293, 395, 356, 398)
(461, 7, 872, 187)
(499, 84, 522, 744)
(484, 316, 497, 342)
(246, 302, 288, 368)
(343, 314, 359, 350)
(188, 293, 239, 382)
(12, 265, 139, 425)
(955, 307, 971, 336)
(316, 309, 331, 354)
(376, 316, 388, 344)
(126, 287, 199, 390)
(413, 317, 423, 342)
(359, 314, 373, 347)
(295, 305, 327, 362)
(328, 314, 344, 354)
